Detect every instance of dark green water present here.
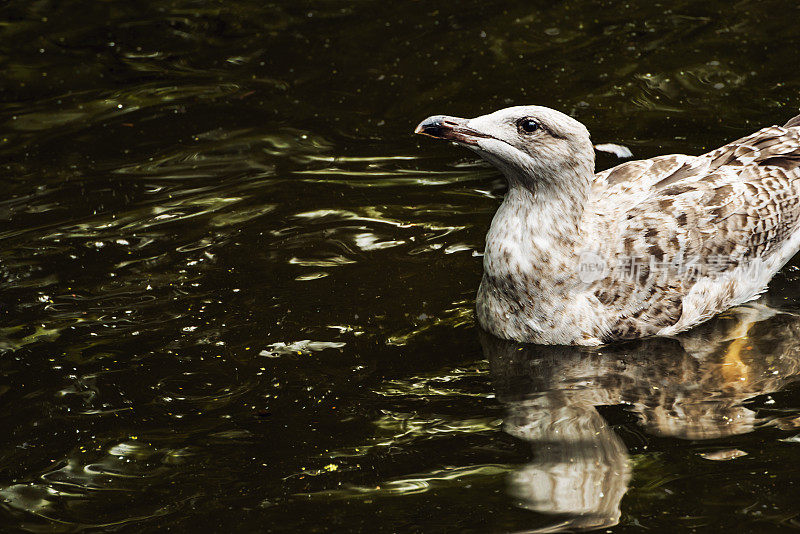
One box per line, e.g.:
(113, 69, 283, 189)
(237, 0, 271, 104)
(3, 0, 800, 531)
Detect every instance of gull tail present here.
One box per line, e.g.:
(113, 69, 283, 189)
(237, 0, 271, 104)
(784, 113, 800, 128)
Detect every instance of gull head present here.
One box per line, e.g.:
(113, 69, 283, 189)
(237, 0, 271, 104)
(415, 105, 594, 189)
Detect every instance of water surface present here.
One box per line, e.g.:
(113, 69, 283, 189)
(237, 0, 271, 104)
(3, 0, 800, 531)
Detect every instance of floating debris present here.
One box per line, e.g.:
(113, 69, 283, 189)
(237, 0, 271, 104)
(699, 449, 748, 461)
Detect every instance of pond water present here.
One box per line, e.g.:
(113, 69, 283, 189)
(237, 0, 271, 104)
(3, 0, 800, 531)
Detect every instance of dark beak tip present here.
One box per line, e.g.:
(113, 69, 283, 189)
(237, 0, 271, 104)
(414, 115, 450, 138)
(415, 115, 441, 135)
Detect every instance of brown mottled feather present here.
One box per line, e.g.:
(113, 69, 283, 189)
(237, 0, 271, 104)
(587, 122, 800, 339)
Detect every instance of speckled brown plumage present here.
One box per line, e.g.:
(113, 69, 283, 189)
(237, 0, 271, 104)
(586, 120, 800, 341)
(416, 106, 800, 345)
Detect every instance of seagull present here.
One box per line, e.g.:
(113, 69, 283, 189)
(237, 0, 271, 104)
(415, 106, 800, 345)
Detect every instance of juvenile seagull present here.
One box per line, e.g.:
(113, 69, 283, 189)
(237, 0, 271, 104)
(415, 106, 800, 345)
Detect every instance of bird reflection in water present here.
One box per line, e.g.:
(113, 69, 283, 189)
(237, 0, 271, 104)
(481, 303, 800, 532)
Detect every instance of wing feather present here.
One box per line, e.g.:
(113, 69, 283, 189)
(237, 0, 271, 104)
(586, 122, 800, 340)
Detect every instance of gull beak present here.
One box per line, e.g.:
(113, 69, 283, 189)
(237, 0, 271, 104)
(414, 115, 489, 146)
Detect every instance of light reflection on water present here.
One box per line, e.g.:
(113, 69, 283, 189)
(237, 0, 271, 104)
(483, 304, 800, 531)
(284, 305, 800, 532)
(3, 0, 800, 532)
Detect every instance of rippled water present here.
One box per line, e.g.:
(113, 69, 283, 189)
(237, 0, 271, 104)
(3, 0, 800, 532)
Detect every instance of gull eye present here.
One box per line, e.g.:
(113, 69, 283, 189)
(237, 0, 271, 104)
(517, 118, 540, 134)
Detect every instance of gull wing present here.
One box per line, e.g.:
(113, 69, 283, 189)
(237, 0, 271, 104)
(586, 119, 800, 339)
